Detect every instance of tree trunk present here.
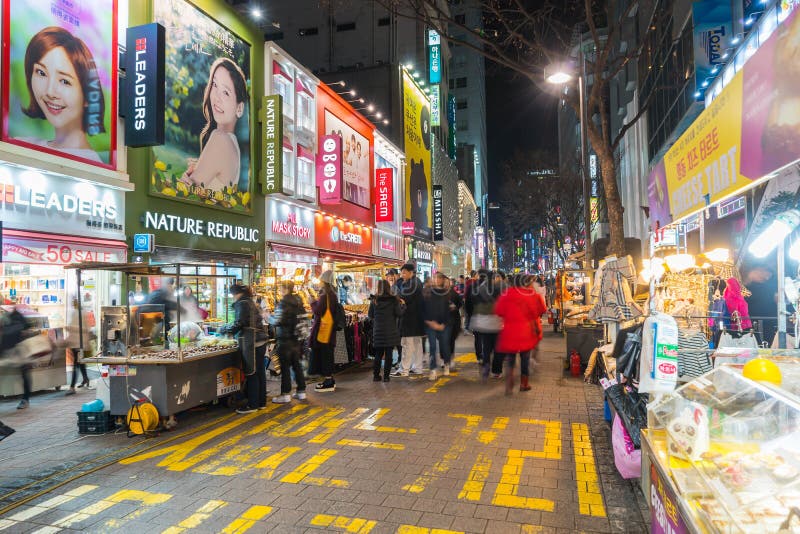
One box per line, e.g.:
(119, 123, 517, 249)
(596, 146, 626, 257)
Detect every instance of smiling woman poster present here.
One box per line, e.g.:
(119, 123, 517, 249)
(2, 0, 117, 168)
(152, 0, 251, 213)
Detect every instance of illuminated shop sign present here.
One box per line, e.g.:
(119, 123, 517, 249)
(144, 211, 259, 243)
(266, 198, 315, 246)
(433, 185, 443, 241)
(262, 94, 284, 194)
(124, 23, 165, 147)
(375, 168, 394, 222)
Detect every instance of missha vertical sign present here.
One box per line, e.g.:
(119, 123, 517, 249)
(124, 23, 165, 147)
(375, 168, 394, 222)
(317, 134, 342, 204)
(262, 94, 283, 194)
(432, 185, 444, 241)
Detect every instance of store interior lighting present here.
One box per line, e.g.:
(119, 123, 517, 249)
(703, 248, 730, 263)
(664, 254, 696, 272)
(251, 7, 262, 18)
(749, 209, 800, 258)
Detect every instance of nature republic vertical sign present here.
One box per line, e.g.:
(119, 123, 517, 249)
(403, 72, 432, 240)
(262, 94, 283, 194)
(152, 0, 252, 212)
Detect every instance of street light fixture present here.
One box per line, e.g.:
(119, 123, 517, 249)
(545, 56, 593, 269)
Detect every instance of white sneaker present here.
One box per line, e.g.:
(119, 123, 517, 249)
(293, 391, 307, 401)
(443, 364, 450, 376)
(392, 369, 408, 377)
(271, 395, 291, 404)
(429, 369, 438, 381)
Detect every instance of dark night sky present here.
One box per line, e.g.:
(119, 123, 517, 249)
(485, 69, 558, 202)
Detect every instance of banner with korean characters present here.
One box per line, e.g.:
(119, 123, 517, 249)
(657, 7, 800, 223)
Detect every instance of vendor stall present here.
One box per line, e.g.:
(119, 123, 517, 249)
(71, 263, 247, 419)
(643, 352, 800, 533)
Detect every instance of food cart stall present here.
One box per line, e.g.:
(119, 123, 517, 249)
(69, 263, 247, 422)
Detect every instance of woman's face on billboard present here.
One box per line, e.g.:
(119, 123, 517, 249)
(30, 46, 84, 133)
(210, 66, 241, 130)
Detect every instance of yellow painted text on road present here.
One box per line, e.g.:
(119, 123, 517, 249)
(337, 438, 405, 450)
(280, 448, 348, 487)
(355, 408, 418, 433)
(161, 500, 227, 533)
(572, 422, 606, 517)
(219, 505, 273, 534)
(310, 514, 377, 533)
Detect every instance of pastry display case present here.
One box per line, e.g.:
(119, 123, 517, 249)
(645, 364, 800, 533)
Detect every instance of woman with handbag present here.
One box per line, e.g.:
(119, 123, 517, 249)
(495, 275, 547, 394)
(221, 285, 268, 414)
(311, 271, 342, 392)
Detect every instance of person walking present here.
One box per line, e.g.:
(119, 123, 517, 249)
(65, 297, 91, 395)
(269, 281, 307, 403)
(368, 280, 404, 382)
(385, 268, 403, 369)
(1, 305, 32, 409)
(446, 277, 463, 360)
(393, 263, 425, 377)
(310, 270, 341, 392)
(221, 284, 268, 413)
(423, 272, 454, 380)
(464, 270, 486, 362)
(470, 272, 505, 380)
(495, 275, 547, 394)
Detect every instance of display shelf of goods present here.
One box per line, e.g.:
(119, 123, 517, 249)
(647, 363, 800, 533)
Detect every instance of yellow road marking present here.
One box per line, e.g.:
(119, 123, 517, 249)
(271, 406, 325, 436)
(572, 422, 606, 517)
(161, 500, 227, 533)
(403, 414, 481, 494)
(477, 416, 509, 444)
(310, 408, 370, 443)
(355, 408, 418, 433)
(453, 352, 477, 364)
(337, 438, 405, 450)
(521, 526, 543, 533)
(396, 526, 464, 534)
(47, 489, 172, 529)
(0, 485, 98, 528)
(119, 405, 280, 470)
(458, 453, 492, 501)
(520, 419, 562, 459)
(425, 377, 452, 393)
(219, 505, 273, 534)
(253, 446, 302, 479)
(280, 448, 348, 486)
(310, 514, 377, 533)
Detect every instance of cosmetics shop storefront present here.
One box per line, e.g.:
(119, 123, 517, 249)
(0, 163, 129, 395)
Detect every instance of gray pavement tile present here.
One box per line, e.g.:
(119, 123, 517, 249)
(385, 507, 423, 525)
(474, 504, 509, 521)
(418, 511, 455, 529)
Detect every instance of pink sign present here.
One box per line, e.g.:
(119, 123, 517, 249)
(375, 168, 394, 222)
(317, 134, 342, 204)
(402, 222, 415, 235)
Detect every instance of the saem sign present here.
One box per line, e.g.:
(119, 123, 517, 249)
(375, 168, 394, 223)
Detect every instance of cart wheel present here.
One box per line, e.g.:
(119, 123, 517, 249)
(54, 386, 61, 391)
(224, 395, 237, 409)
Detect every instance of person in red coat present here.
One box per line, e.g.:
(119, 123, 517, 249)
(494, 274, 547, 394)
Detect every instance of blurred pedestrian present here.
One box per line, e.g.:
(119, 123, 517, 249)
(311, 270, 341, 392)
(446, 277, 463, 359)
(369, 280, 404, 382)
(221, 284, 268, 413)
(385, 268, 403, 368)
(470, 271, 506, 380)
(423, 272, 453, 380)
(495, 274, 547, 394)
(1, 305, 32, 409)
(464, 270, 486, 361)
(65, 297, 91, 395)
(393, 263, 425, 377)
(269, 281, 307, 403)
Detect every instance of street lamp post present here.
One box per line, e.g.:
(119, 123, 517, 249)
(546, 51, 593, 270)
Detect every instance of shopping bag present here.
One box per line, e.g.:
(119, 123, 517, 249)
(612, 415, 641, 479)
(316, 296, 334, 344)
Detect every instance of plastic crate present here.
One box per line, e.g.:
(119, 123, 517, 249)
(76, 411, 115, 434)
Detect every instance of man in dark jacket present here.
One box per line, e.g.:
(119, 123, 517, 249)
(221, 285, 268, 413)
(465, 270, 487, 361)
(424, 272, 454, 380)
(393, 263, 425, 376)
(269, 281, 307, 403)
(368, 280, 403, 381)
(385, 268, 402, 368)
(2, 306, 31, 409)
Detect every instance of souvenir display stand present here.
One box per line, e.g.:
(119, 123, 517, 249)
(71, 263, 245, 419)
(643, 354, 800, 533)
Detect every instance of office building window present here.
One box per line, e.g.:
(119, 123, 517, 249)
(454, 14, 466, 24)
(378, 16, 390, 26)
(449, 78, 455, 90)
(336, 22, 356, 31)
(299, 27, 318, 36)
(457, 120, 469, 131)
(456, 99, 468, 110)
(456, 77, 467, 88)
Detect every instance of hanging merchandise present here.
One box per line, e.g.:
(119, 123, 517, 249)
(677, 329, 712, 380)
(638, 312, 679, 394)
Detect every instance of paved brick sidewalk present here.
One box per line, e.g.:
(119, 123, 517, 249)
(0, 333, 649, 533)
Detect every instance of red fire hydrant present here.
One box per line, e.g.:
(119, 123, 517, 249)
(570, 350, 582, 377)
